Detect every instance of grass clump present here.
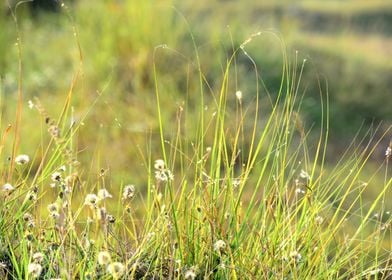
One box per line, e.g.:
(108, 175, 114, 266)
(0, 12, 391, 280)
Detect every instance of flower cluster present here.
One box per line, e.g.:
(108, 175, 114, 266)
(97, 251, 125, 279)
(214, 239, 226, 253)
(154, 159, 174, 183)
(28, 251, 45, 278)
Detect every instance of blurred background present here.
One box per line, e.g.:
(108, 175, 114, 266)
(0, 0, 391, 187)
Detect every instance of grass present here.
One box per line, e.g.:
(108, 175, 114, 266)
(0, 1, 391, 279)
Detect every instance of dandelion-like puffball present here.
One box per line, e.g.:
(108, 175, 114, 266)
(51, 172, 62, 182)
(28, 100, 35, 109)
(2, 183, 15, 192)
(289, 250, 302, 261)
(386, 147, 392, 158)
(84, 194, 99, 207)
(184, 269, 197, 280)
(32, 252, 44, 264)
(214, 239, 226, 252)
(295, 188, 305, 195)
(154, 159, 165, 170)
(47, 203, 59, 213)
(98, 189, 113, 200)
(28, 263, 43, 279)
(299, 170, 310, 180)
(97, 251, 111, 266)
(235, 90, 243, 101)
(23, 213, 33, 222)
(315, 216, 324, 225)
(15, 154, 30, 165)
(107, 262, 125, 279)
(122, 185, 135, 200)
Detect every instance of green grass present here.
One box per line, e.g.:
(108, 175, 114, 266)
(0, 1, 391, 279)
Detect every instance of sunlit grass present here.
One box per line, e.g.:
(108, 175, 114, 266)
(0, 1, 391, 279)
(1, 24, 391, 279)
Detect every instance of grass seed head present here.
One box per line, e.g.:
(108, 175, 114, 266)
(184, 269, 197, 280)
(2, 183, 15, 192)
(214, 240, 226, 252)
(32, 252, 44, 264)
(97, 251, 111, 266)
(84, 194, 99, 207)
(154, 159, 165, 170)
(98, 189, 112, 200)
(122, 184, 135, 200)
(235, 90, 243, 102)
(15, 154, 30, 165)
(28, 263, 42, 278)
(107, 262, 125, 279)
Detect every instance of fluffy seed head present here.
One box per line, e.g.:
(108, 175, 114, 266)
(2, 183, 15, 192)
(289, 250, 302, 261)
(315, 216, 324, 225)
(235, 90, 242, 101)
(107, 262, 125, 279)
(154, 159, 165, 170)
(51, 172, 62, 182)
(299, 170, 310, 180)
(214, 239, 226, 252)
(122, 185, 135, 200)
(184, 269, 197, 280)
(386, 147, 392, 158)
(32, 252, 44, 264)
(28, 263, 42, 278)
(84, 194, 99, 207)
(98, 189, 112, 200)
(47, 203, 59, 213)
(15, 154, 30, 165)
(97, 251, 111, 266)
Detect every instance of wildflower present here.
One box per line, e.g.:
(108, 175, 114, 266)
(84, 194, 99, 207)
(155, 168, 174, 183)
(299, 170, 310, 180)
(15, 154, 30, 165)
(27, 191, 37, 201)
(28, 263, 42, 279)
(106, 215, 116, 224)
(295, 188, 305, 195)
(58, 165, 66, 172)
(28, 100, 34, 109)
(122, 184, 135, 200)
(107, 262, 125, 279)
(289, 250, 302, 262)
(154, 159, 165, 170)
(32, 252, 44, 264)
(184, 269, 197, 280)
(315, 216, 324, 225)
(214, 239, 226, 252)
(23, 213, 33, 222)
(50, 211, 60, 219)
(51, 172, 62, 182)
(97, 189, 112, 200)
(2, 183, 15, 192)
(47, 203, 59, 213)
(235, 90, 243, 102)
(97, 251, 111, 266)
(386, 146, 391, 158)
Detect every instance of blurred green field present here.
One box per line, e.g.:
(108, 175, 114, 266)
(0, 0, 390, 190)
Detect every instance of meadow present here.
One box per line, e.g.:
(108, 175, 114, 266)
(0, 0, 391, 279)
